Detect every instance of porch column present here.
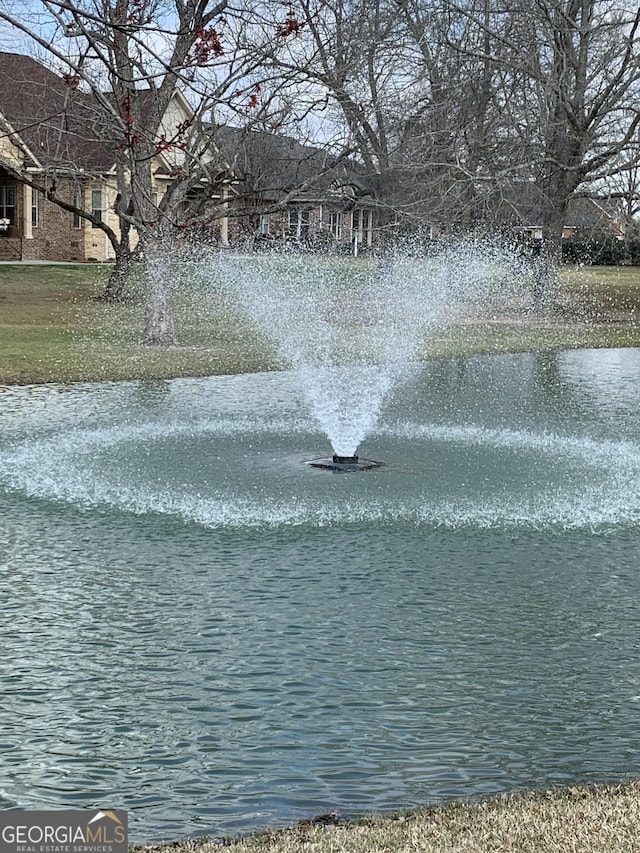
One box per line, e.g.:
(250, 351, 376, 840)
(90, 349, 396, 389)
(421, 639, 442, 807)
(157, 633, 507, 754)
(103, 186, 113, 260)
(23, 182, 32, 240)
(220, 184, 229, 245)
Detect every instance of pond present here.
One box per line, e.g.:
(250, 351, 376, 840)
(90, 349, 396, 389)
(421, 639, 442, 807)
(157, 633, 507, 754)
(1, 349, 640, 842)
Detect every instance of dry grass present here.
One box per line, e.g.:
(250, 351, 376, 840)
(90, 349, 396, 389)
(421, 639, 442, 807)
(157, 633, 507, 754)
(134, 783, 640, 852)
(2, 262, 640, 385)
(0, 263, 276, 383)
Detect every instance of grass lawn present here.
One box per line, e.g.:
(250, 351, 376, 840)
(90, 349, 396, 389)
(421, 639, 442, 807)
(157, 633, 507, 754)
(561, 263, 640, 315)
(0, 262, 276, 384)
(1, 260, 640, 385)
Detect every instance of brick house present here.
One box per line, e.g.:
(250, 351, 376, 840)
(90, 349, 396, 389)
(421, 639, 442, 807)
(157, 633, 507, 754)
(0, 50, 383, 262)
(0, 51, 379, 261)
(209, 126, 378, 253)
(0, 51, 188, 263)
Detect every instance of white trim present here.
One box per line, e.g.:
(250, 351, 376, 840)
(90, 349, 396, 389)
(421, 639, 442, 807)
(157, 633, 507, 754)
(0, 110, 43, 170)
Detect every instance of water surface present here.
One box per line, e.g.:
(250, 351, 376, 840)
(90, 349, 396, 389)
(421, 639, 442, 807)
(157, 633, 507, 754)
(1, 349, 640, 841)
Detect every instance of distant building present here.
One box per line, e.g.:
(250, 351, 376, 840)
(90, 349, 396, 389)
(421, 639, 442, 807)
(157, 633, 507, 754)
(0, 51, 378, 262)
(494, 183, 627, 243)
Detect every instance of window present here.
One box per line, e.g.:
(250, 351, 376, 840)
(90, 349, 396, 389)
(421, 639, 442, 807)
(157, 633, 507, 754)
(351, 209, 372, 245)
(258, 214, 271, 236)
(91, 188, 102, 228)
(288, 209, 310, 238)
(329, 211, 342, 239)
(31, 187, 39, 228)
(0, 183, 16, 226)
(73, 186, 83, 228)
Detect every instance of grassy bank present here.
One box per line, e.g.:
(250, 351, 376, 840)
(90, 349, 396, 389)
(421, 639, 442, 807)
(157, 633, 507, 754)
(134, 782, 640, 853)
(0, 263, 276, 384)
(1, 262, 640, 385)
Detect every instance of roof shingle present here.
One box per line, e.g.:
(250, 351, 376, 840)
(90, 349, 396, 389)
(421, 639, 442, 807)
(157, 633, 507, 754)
(0, 51, 115, 172)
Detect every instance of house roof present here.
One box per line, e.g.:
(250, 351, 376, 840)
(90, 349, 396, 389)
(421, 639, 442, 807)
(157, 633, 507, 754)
(0, 51, 114, 172)
(211, 125, 370, 204)
(495, 182, 625, 231)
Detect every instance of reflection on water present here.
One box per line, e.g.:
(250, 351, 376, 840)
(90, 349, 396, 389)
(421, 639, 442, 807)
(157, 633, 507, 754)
(1, 350, 640, 841)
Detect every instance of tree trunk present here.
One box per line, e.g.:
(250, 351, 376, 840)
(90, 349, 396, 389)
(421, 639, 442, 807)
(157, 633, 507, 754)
(532, 243, 558, 311)
(533, 188, 569, 312)
(101, 191, 137, 301)
(143, 235, 176, 346)
(101, 244, 137, 301)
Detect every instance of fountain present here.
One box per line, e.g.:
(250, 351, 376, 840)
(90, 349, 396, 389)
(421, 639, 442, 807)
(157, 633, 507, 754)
(2, 247, 640, 843)
(214, 240, 521, 469)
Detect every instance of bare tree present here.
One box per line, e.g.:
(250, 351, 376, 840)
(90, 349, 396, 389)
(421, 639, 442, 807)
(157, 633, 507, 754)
(519, 0, 640, 299)
(392, 0, 513, 231)
(265, 0, 640, 270)
(260, 0, 527, 233)
(0, 0, 234, 343)
(256, 0, 413, 231)
(432, 0, 640, 301)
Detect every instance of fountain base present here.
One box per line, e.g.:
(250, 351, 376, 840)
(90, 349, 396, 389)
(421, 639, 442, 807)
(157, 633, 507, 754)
(305, 454, 384, 472)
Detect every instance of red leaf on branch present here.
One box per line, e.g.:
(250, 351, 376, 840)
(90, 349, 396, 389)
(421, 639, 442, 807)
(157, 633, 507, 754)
(62, 71, 81, 89)
(190, 25, 224, 64)
(276, 10, 303, 37)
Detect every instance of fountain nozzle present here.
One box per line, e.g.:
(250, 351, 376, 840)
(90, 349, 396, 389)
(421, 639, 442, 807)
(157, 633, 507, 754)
(332, 454, 359, 465)
(306, 453, 384, 472)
